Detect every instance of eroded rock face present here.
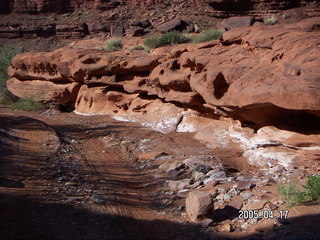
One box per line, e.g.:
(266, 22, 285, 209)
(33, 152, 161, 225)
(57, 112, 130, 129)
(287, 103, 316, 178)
(8, 18, 320, 122)
(7, 78, 81, 104)
(206, 0, 319, 18)
(6, 17, 320, 169)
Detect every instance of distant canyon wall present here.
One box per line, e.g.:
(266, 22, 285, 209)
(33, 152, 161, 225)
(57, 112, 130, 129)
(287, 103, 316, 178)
(0, 0, 318, 14)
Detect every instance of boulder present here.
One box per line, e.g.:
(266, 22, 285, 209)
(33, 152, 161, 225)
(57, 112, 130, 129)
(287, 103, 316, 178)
(126, 28, 145, 37)
(186, 191, 213, 222)
(156, 18, 188, 33)
(221, 16, 255, 31)
(235, 181, 255, 191)
(166, 161, 187, 178)
(131, 20, 152, 29)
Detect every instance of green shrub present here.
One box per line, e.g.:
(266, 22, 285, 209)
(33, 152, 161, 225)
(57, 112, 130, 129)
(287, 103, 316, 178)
(102, 38, 123, 51)
(130, 45, 150, 52)
(11, 97, 45, 112)
(263, 15, 278, 25)
(278, 183, 307, 207)
(0, 46, 23, 88)
(0, 88, 16, 105)
(0, 46, 23, 106)
(144, 34, 161, 49)
(278, 175, 320, 207)
(305, 175, 320, 202)
(158, 31, 191, 46)
(192, 29, 222, 43)
(144, 31, 191, 49)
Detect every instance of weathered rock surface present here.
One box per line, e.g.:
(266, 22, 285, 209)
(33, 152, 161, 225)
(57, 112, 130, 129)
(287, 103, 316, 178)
(6, 17, 320, 169)
(7, 78, 81, 104)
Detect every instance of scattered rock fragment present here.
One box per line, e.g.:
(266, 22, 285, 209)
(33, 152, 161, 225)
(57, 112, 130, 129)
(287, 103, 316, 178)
(265, 201, 278, 211)
(243, 199, 267, 210)
(166, 161, 187, 178)
(165, 179, 191, 192)
(194, 164, 213, 174)
(227, 199, 243, 210)
(201, 218, 213, 228)
(235, 181, 255, 191)
(191, 171, 206, 181)
(91, 194, 106, 204)
(218, 223, 232, 232)
(175, 205, 185, 213)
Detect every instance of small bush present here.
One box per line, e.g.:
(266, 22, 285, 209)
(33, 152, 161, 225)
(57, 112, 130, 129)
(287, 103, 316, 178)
(278, 175, 320, 207)
(11, 97, 45, 112)
(0, 46, 23, 106)
(278, 183, 307, 207)
(144, 31, 191, 49)
(0, 88, 16, 105)
(158, 31, 191, 46)
(102, 38, 123, 51)
(130, 45, 149, 52)
(192, 29, 222, 43)
(143, 34, 161, 49)
(282, 13, 290, 19)
(263, 15, 278, 25)
(305, 175, 320, 202)
(0, 46, 23, 88)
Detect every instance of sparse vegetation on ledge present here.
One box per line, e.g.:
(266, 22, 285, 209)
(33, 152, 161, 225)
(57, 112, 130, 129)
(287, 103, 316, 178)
(263, 15, 278, 25)
(102, 38, 123, 52)
(130, 45, 150, 52)
(11, 97, 46, 112)
(144, 31, 191, 49)
(192, 29, 222, 43)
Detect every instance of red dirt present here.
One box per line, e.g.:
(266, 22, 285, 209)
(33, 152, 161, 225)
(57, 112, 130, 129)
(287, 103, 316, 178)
(1, 106, 319, 239)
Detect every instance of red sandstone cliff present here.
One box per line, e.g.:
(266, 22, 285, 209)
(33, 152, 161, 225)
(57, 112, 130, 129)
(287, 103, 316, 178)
(1, 0, 319, 14)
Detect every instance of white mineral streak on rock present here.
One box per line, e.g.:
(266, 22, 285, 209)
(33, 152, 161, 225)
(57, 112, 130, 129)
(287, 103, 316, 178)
(74, 110, 107, 116)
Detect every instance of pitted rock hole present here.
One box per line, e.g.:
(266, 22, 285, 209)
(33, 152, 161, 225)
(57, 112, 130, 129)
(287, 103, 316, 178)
(213, 72, 229, 100)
